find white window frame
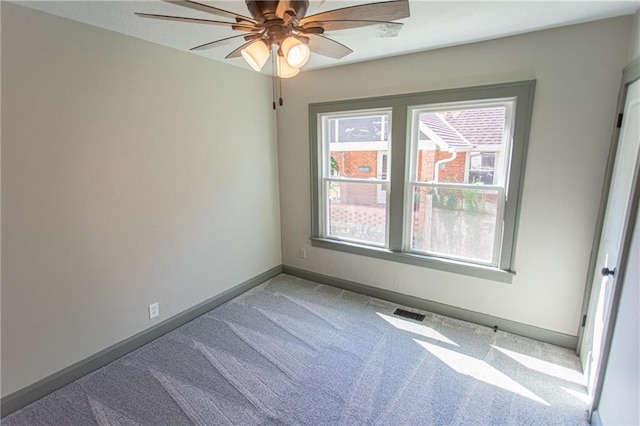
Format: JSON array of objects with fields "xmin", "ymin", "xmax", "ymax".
[
  {"xmin": 318, "ymin": 108, "xmax": 392, "ymax": 247},
  {"xmin": 309, "ymin": 81, "xmax": 536, "ymax": 283},
  {"xmin": 404, "ymin": 99, "xmax": 515, "ymax": 267}
]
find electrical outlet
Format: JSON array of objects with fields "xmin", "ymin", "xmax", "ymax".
[
  {"xmin": 149, "ymin": 302, "xmax": 159, "ymax": 319},
  {"xmin": 298, "ymin": 248, "xmax": 307, "ymax": 259}
]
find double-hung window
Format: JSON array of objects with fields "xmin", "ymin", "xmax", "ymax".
[
  {"xmin": 310, "ymin": 81, "xmax": 535, "ymax": 282},
  {"xmin": 320, "ymin": 110, "xmax": 392, "ymax": 246},
  {"xmin": 406, "ymin": 102, "xmax": 512, "ymax": 266}
]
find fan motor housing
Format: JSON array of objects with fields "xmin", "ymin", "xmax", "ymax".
[{"xmin": 245, "ymin": 1, "xmax": 309, "ymax": 22}]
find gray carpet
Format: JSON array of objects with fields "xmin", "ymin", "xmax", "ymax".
[{"xmin": 3, "ymin": 274, "xmax": 589, "ymax": 425}]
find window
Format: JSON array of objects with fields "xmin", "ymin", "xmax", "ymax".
[
  {"xmin": 407, "ymin": 103, "xmax": 512, "ymax": 266},
  {"xmin": 321, "ymin": 110, "xmax": 392, "ymax": 246},
  {"xmin": 310, "ymin": 81, "xmax": 535, "ymax": 282}
]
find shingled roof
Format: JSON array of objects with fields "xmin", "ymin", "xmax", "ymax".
[
  {"xmin": 442, "ymin": 107, "xmax": 506, "ymax": 147},
  {"xmin": 420, "ymin": 107, "xmax": 506, "ymax": 150},
  {"xmin": 419, "ymin": 112, "xmax": 471, "ymax": 149}
]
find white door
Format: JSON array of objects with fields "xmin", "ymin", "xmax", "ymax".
[{"xmin": 581, "ymin": 80, "xmax": 640, "ymax": 400}]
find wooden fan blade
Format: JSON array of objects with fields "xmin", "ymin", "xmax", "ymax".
[
  {"xmin": 165, "ymin": 0, "xmax": 257, "ymax": 24},
  {"xmin": 303, "ymin": 20, "xmax": 403, "ymax": 33},
  {"xmin": 231, "ymin": 24, "xmax": 263, "ymax": 32},
  {"xmin": 300, "ymin": 0, "xmax": 409, "ymax": 26},
  {"xmin": 307, "ymin": 34, "xmax": 353, "ymax": 59},
  {"xmin": 225, "ymin": 40, "xmax": 262, "ymax": 59},
  {"xmin": 135, "ymin": 13, "xmax": 247, "ymax": 29},
  {"xmin": 191, "ymin": 34, "xmax": 253, "ymax": 51}
]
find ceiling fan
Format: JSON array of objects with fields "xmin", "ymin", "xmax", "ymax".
[{"xmin": 136, "ymin": 0, "xmax": 410, "ymax": 78}]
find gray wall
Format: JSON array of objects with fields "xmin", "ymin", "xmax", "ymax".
[
  {"xmin": 277, "ymin": 16, "xmax": 633, "ymax": 338},
  {"xmin": 628, "ymin": 10, "xmax": 640, "ymax": 63},
  {"xmin": 1, "ymin": 3, "xmax": 281, "ymax": 396}
]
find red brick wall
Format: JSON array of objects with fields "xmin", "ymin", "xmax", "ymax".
[
  {"xmin": 417, "ymin": 150, "xmax": 436, "ymax": 182},
  {"xmin": 417, "ymin": 150, "xmax": 467, "ymax": 183},
  {"xmin": 331, "ymin": 151, "xmax": 377, "ymax": 179},
  {"xmin": 331, "ymin": 150, "xmax": 380, "ymax": 205},
  {"xmin": 435, "ymin": 151, "xmax": 466, "ymax": 183}
]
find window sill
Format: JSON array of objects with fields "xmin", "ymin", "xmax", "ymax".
[{"xmin": 310, "ymin": 237, "xmax": 515, "ymax": 284}]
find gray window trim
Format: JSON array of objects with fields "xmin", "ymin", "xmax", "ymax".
[{"xmin": 309, "ymin": 80, "xmax": 536, "ymax": 283}]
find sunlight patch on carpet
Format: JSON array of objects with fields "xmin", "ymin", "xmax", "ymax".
[
  {"xmin": 561, "ymin": 387, "xmax": 590, "ymax": 404},
  {"xmin": 416, "ymin": 339, "xmax": 549, "ymax": 405},
  {"xmin": 492, "ymin": 345, "xmax": 585, "ymax": 385},
  {"xmin": 377, "ymin": 312, "xmax": 459, "ymax": 346}
]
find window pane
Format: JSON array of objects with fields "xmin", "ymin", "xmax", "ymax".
[
  {"xmin": 415, "ymin": 107, "xmax": 506, "ymax": 184},
  {"xmin": 327, "ymin": 112, "xmax": 391, "ymax": 180},
  {"xmin": 410, "ymin": 186, "xmax": 501, "ymax": 264},
  {"xmin": 329, "ymin": 150, "xmax": 389, "ymax": 179},
  {"xmin": 327, "ymin": 181, "xmax": 386, "ymax": 245},
  {"xmin": 329, "ymin": 115, "xmax": 389, "ymax": 143}
]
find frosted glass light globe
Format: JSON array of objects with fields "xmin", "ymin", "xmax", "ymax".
[{"xmin": 281, "ymin": 37, "xmax": 310, "ymax": 69}]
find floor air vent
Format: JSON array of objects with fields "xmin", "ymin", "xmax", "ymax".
[{"xmin": 393, "ymin": 308, "xmax": 425, "ymax": 322}]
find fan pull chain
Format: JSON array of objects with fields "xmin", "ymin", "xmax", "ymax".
[
  {"xmin": 272, "ymin": 53, "xmax": 277, "ymax": 110},
  {"xmin": 279, "ymin": 77, "xmax": 284, "ymax": 107}
]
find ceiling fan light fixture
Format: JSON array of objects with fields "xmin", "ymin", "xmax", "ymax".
[
  {"xmin": 276, "ymin": 55, "xmax": 300, "ymax": 78},
  {"xmin": 137, "ymin": 0, "xmax": 410, "ymax": 82},
  {"xmin": 281, "ymin": 36, "xmax": 310, "ymax": 69},
  {"xmin": 241, "ymin": 40, "xmax": 270, "ymax": 72}
]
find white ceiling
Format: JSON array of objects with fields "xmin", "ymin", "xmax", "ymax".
[{"xmin": 16, "ymin": 0, "xmax": 640, "ymax": 73}]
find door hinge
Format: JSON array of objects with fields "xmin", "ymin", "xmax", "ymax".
[
  {"xmin": 581, "ymin": 314, "xmax": 587, "ymax": 327},
  {"xmin": 616, "ymin": 113, "xmax": 623, "ymax": 128}
]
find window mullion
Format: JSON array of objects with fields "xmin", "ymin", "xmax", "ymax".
[{"xmin": 388, "ymin": 101, "xmax": 408, "ymax": 252}]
